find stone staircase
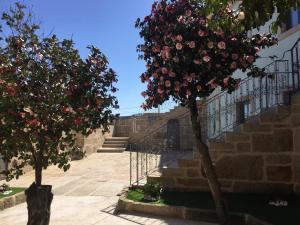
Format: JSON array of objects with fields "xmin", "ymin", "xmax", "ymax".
[
  {"xmin": 97, "ymin": 137, "xmax": 129, "ymax": 153},
  {"xmin": 146, "ymin": 95, "xmax": 300, "ymax": 193}
]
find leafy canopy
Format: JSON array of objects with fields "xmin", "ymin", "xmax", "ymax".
[
  {"xmin": 136, "ymin": 0, "xmax": 277, "ymax": 109},
  {"xmin": 0, "ymin": 3, "xmax": 119, "ymax": 180},
  {"xmin": 204, "ymin": 0, "xmax": 300, "ymax": 32}
]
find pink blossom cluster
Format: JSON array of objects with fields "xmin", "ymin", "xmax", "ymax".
[{"xmin": 136, "ymin": 0, "xmax": 277, "ymax": 109}]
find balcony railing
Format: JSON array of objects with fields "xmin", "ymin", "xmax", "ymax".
[{"xmin": 201, "ymin": 37, "xmax": 300, "ymax": 140}]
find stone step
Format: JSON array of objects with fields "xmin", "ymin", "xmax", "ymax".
[
  {"xmin": 102, "ymin": 143, "xmax": 126, "ymax": 148},
  {"xmin": 97, "ymin": 147, "xmax": 126, "ymax": 153},
  {"xmin": 103, "ymin": 140, "xmax": 128, "ymax": 145},
  {"xmin": 105, "ymin": 137, "xmax": 129, "ymax": 141}
]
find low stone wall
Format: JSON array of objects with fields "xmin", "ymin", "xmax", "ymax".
[
  {"xmin": 116, "ymin": 191, "xmax": 272, "ymax": 225},
  {"xmin": 0, "ymin": 191, "xmax": 26, "ymax": 211}
]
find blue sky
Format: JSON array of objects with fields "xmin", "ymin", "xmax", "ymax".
[{"xmin": 0, "ymin": 0, "xmax": 175, "ymax": 115}]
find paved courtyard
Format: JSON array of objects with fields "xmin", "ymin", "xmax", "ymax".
[{"xmin": 0, "ymin": 152, "xmax": 214, "ymax": 225}]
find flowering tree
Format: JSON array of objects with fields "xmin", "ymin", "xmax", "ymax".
[
  {"xmin": 136, "ymin": 0, "xmax": 276, "ymax": 224},
  {"xmin": 204, "ymin": 0, "xmax": 300, "ymax": 32},
  {"xmin": 0, "ymin": 3, "xmax": 118, "ymax": 225}
]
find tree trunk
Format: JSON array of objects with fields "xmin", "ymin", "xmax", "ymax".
[
  {"xmin": 189, "ymin": 99, "xmax": 229, "ymax": 225},
  {"xmin": 25, "ymin": 182, "xmax": 53, "ymax": 225},
  {"xmin": 26, "ymin": 147, "xmax": 53, "ymax": 225}
]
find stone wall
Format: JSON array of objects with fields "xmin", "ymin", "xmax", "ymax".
[
  {"xmin": 76, "ymin": 125, "xmax": 114, "ymax": 155},
  {"xmin": 116, "ymin": 106, "xmax": 195, "ymax": 151},
  {"xmin": 150, "ymin": 95, "xmax": 300, "ymax": 194},
  {"xmin": 114, "ymin": 114, "xmax": 162, "ymax": 137}
]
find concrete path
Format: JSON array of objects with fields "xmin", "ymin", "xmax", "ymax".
[{"xmin": 0, "ymin": 152, "xmax": 215, "ymax": 225}]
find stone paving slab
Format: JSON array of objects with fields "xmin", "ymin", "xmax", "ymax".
[{"xmin": 0, "ymin": 152, "xmax": 216, "ymax": 225}]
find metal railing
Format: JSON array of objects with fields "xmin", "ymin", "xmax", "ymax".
[
  {"xmin": 129, "ymin": 109, "xmax": 192, "ymax": 186},
  {"xmin": 201, "ymin": 37, "xmax": 300, "ymax": 140}
]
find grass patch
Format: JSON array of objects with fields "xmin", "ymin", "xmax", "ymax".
[
  {"xmin": 127, "ymin": 189, "xmax": 300, "ymax": 225},
  {"xmin": 0, "ymin": 187, "xmax": 26, "ymax": 199}
]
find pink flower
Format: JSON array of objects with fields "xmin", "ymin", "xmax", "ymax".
[
  {"xmin": 152, "ymin": 45, "xmax": 161, "ymax": 53},
  {"xmin": 177, "ymin": 16, "xmax": 184, "ymax": 23},
  {"xmin": 230, "ymin": 61, "xmax": 237, "ymax": 69},
  {"xmin": 186, "ymin": 89, "xmax": 192, "ymax": 96},
  {"xmin": 74, "ymin": 117, "xmax": 81, "ymax": 125},
  {"xmin": 0, "ymin": 80, "xmax": 5, "ymax": 85},
  {"xmin": 176, "ymin": 43, "xmax": 183, "ymax": 50},
  {"xmin": 208, "ymin": 79, "xmax": 217, "ymax": 89},
  {"xmin": 193, "ymin": 59, "xmax": 201, "ymax": 65},
  {"xmin": 231, "ymin": 53, "xmax": 239, "ymax": 60},
  {"xmin": 160, "ymin": 76, "xmax": 164, "ymax": 82},
  {"xmin": 217, "ymin": 41, "xmax": 226, "ymax": 49},
  {"xmin": 199, "ymin": 19, "xmax": 206, "ymax": 26},
  {"xmin": 6, "ymin": 85, "xmax": 16, "ymax": 96},
  {"xmin": 176, "ymin": 35, "xmax": 183, "ymax": 42},
  {"xmin": 203, "ymin": 55, "xmax": 211, "ymax": 62},
  {"xmin": 188, "ymin": 41, "xmax": 195, "ymax": 48},
  {"xmin": 185, "ymin": 10, "xmax": 192, "ymax": 17},
  {"xmin": 161, "ymin": 67, "xmax": 168, "ymax": 74},
  {"xmin": 63, "ymin": 107, "xmax": 70, "ymax": 113},
  {"xmin": 174, "ymin": 83, "xmax": 180, "ymax": 92},
  {"xmin": 158, "ymin": 87, "xmax": 164, "ymax": 94},
  {"xmin": 19, "ymin": 112, "xmax": 26, "ymax": 118},
  {"xmin": 165, "ymin": 80, "xmax": 171, "ymax": 87},
  {"xmin": 235, "ymin": 78, "xmax": 241, "ymax": 89},
  {"xmin": 223, "ymin": 77, "xmax": 230, "ymax": 86},
  {"xmin": 186, "ymin": 75, "xmax": 193, "ymax": 82},
  {"xmin": 198, "ymin": 30, "xmax": 206, "ymax": 37},
  {"xmin": 255, "ymin": 47, "xmax": 260, "ymax": 52},
  {"xmin": 165, "ymin": 5, "xmax": 172, "ymax": 13},
  {"xmin": 141, "ymin": 91, "xmax": 147, "ymax": 97},
  {"xmin": 207, "ymin": 41, "xmax": 214, "ymax": 49},
  {"xmin": 173, "ymin": 56, "xmax": 180, "ymax": 63},
  {"xmin": 197, "ymin": 85, "xmax": 202, "ymax": 92},
  {"xmin": 152, "ymin": 72, "xmax": 158, "ymax": 79},
  {"xmin": 246, "ymin": 55, "xmax": 255, "ymax": 63},
  {"xmin": 214, "ymin": 29, "xmax": 224, "ymax": 36},
  {"xmin": 169, "ymin": 70, "xmax": 176, "ymax": 77}
]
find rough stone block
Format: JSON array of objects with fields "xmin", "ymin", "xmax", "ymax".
[
  {"xmin": 162, "ymin": 168, "xmax": 186, "ymax": 177},
  {"xmin": 252, "ymin": 129, "xmax": 293, "ymax": 152},
  {"xmin": 291, "ymin": 115, "xmax": 300, "ymax": 126},
  {"xmin": 260, "ymin": 113, "xmax": 289, "ymax": 124},
  {"xmin": 243, "ymin": 123, "xmax": 272, "ymax": 133},
  {"xmin": 177, "ymin": 159, "xmax": 200, "ymax": 168},
  {"xmin": 177, "ymin": 178, "xmax": 208, "ymax": 187},
  {"xmin": 209, "ymin": 142, "xmax": 234, "ymax": 150},
  {"xmin": 294, "ymin": 128, "xmax": 300, "ymax": 153},
  {"xmin": 186, "ymin": 169, "xmax": 202, "ymax": 178},
  {"xmin": 233, "ymin": 182, "xmax": 293, "ymax": 193},
  {"xmin": 265, "ymin": 154, "xmax": 291, "ymax": 164},
  {"xmin": 294, "ymin": 155, "xmax": 300, "ymax": 183},
  {"xmin": 292, "ymin": 96, "xmax": 300, "ymax": 105},
  {"xmin": 225, "ymin": 133, "xmax": 250, "ymax": 142},
  {"xmin": 236, "ymin": 142, "xmax": 251, "ymax": 152},
  {"xmin": 14, "ymin": 192, "xmax": 26, "ymax": 204},
  {"xmin": 215, "ymin": 155, "xmax": 264, "ymax": 180},
  {"xmin": 266, "ymin": 166, "xmax": 292, "ymax": 182},
  {"xmin": 147, "ymin": 176, "xmax": 176, "ymax": 187},
  {"xmin": 292, "ymin": 105, "xmax": 300, "ymax": 113}
]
